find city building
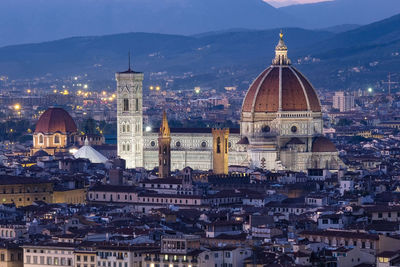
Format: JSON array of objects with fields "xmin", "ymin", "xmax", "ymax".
[
  {"xmin": 0, "ymin": 242, "xmax": 23, "ymax": 267},
  {"xmin": 22, "ymin": 243, "xmax": 75, "ymax": 267},
  {"xmin": 0, "ymin": 176, "xmax": 53, "ymax": 207},
  {"xmin": 333, "ymin": 91, "xmax": 355, "ymax": 112}
]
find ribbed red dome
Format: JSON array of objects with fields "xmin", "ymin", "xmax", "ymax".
[
  {"xmin": 312, "ymin": 136, "xmax": 336, "ymax": 153},
  {"xmin": 242, "ymin": 66, "xmax": 321, "ymax": 113},
  {"xmin": 35, "ymin": 108, "xmax": 77, "ymax": 134}
]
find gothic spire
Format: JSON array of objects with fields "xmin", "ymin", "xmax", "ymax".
[{"xmin": 159, "ymin": 110, "xmax": 170, "ymax": 137}]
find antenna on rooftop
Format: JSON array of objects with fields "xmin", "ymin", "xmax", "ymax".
[
  {"xmin": 128, "ymin": 51, "xmax": 132, "ymax": 72},
  {"xmin": 383, "ymin": 73, "xmax": 398, "ymax": 96}
]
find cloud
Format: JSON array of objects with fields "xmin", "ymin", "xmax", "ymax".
[{"xmin": 264, "ymin": 0, "xmax": 333, "ymax": 8}]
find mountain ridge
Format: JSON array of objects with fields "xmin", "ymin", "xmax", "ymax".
[
  {"xmin": 1, "ymin": 0, "xmax": 400, "ymax": 46},
  {"xmin": 0, "ymin": 14, "xmax": 400, "ymax": 91}
]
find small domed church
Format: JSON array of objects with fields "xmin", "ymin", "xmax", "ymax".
[
  {"xmin": 31, "ymin": 108, "xmax": 78, "ymax": 156},
  {"xmin": 117, "ymin": 33, "xmax": 343, "ymax": 172}
]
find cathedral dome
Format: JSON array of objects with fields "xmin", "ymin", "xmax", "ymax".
[
  {"xmin": 242, "ymin": 33, "xmax": 321, "ymax": 114},
  {"xmin": 35, "ymin": 108, "xmax": 77, "ymax": 134},
  {"xmin": 312, "ymin": 136, "xmax": 337, "ymax": 153}
]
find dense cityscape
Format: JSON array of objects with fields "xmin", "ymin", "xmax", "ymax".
[{"xmin": 1, "ymin": 1, "xmax": 400, "ymax": 267}]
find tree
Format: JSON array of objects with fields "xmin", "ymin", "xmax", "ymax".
[
  {"xmin": 337, "ymin": 118, "xmax": 353, "ymax": 126},
  {"xmin": 81, "ymin": 118, "xmax": 97, "ymax": 134}
]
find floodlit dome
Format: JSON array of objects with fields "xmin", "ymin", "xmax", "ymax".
[
  {"xmin": 312, "ymin": 136, "xmax": 337, "ymax": 153},
  {"xmin": 35, "ymin": 108, "xmax": 77, "ymax": 134},
  {"xmin": 242, "ymin": 33, "xmax": 321, "ymax": 114}
]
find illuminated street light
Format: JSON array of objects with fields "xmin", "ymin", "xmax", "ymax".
[
  {"xmin": 156, "ymin": 86, "xmax": 161, "ymax": 91},
  {"xmin": 145, "ymin": 126, "xmax": 152, "ymax": 132},
  {"xmin": 14, "ymin": 104, "xmax": 21, "ymax": 110},
  {"xmin": 27, "ymin": 89, "xmax": 31, "ymax": 93},
  {"xmin": 368, "ymin": 87, "xmax": 373, "ymax": 93},
  {"xmin": 69, "ymin": 148, "xmax": 78, "ymax": 154},
  {"xmin": 149, "ymin": 86, "xmax": 154, "ymax": 90}
]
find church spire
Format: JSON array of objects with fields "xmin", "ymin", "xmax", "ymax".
[
  {"xmin": 272, "ymin": 31, "xmax": 291, "ymax": 65},
  {"xmin": 158, "ymin": 110, "xmax": 171, "ymax": 178},
  {"xmin": 160, "ymin": 110, "xmax": 170, "ymax": 138}
]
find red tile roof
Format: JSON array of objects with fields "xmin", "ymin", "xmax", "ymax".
[
  {"xmin": 35, "ymin": 108, "xmax": 77, "ymax": 134},
  {"xmin": 242, "ymin": 66, "xmax": 321, "ymax": 113}
]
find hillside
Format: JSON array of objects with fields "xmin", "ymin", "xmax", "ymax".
[
  {"xmin": 0, "ymin": 28, "xmax": 333, "ymax": 84},
  {"xmin": 296, "ymin": 13, "xmax": 400, "ymax": 89},
  {"xmin": 0, "ymin": 13, "xmax": 399, "ymax": 91},
  {"xmin": 280, "ymin": 0, "xmax": 400, "ymax": 28},
  {"xmin": 1, "ymin": 0, "xmax": 400, "ymax": 46},
  {"xmin": 0, "ymin": 0, "xmax": 297, "ymax": 47}
]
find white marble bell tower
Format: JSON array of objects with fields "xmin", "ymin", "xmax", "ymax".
[{"xmin": 116, "ymin": 60, "xmax": 144, "ymax": 169}]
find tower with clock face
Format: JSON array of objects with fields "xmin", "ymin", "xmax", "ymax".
[{"xmin": 116, "ymin": 68, "xmax": 144, "ymax": 169}]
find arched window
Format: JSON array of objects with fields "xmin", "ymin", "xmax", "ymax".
[
  {"xmin": 262, "ymin": 125, "xmax": 270, "ymax": 133},
  {"xmin": 217, "ymin": 137, "xmax": 221, "ymax": 153},
  {"xmin": 225, "ymin": 138, "xmax": 228, "ymax": 153},
  {"xmin": 122, "ymin": 144, "xmax": 126, "ymax": 151},
  {"xmin": 126, "ymin": 124, "xmax": 130, "ymax": 132},
  {"xmin": 127, "ymin": 144, "xmax": 130, "ymax": 151},
  {"xmin": 54, "ymin": 135, "xmax": 60, "ymax": 144},
  {"xmin": 123, "ymin": 99, "xmax": 129, "ymax": 111},
  {"xmin": 39, "ymin": 135, "xmax": 44, "ymax": 144},
  {"xmin": 122, "ymin": 124, "xmax": 126, "ymax": 132}
]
